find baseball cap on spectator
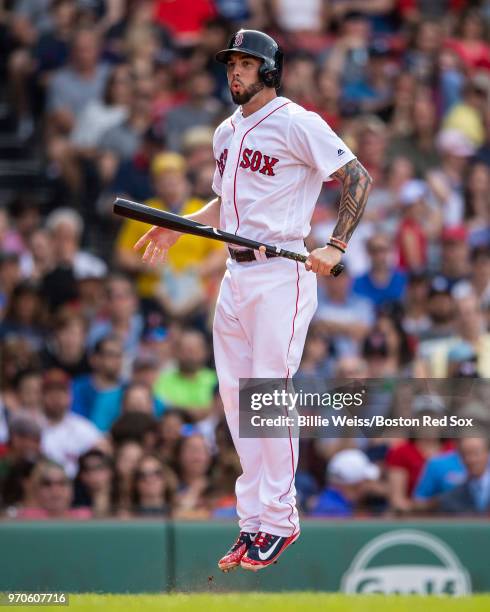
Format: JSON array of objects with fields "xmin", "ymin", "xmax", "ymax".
[
  {"xmin": 43, "ymin": 369, "xmax": 70, "ymax": 390},
  {"xmin": 362, "ymin": 331, "xmax": 388, "ymax": 358},
  {"xmin": 74, "ymin": 262, "xmax": 107, "ymax": 281},
  {"xmin": 182, "ymin": 126, "xmax": 214, "ymax": 153},
  {"xmin": 441, "ymin": 225, "xmax": 467, "ymax": 243},
  {"xmin": 399, "ymin": 180, "xmax": 427, "ymax": 206},
  {"xmin": 328, "ymin": 449, "xmax": 380, "ymax": 485},
  {"xmin": 369, "ymin": 40, "xmax": 392, "ymax": 58},
  {"xmin": 429, "ymin": 275, "xmax": 451, "ymax": 297},
  {"xmin": 9, "ymin": 414, "xmax": 42, "ymax": 440},
  {"xmin": 151, "ymin": 152, "xmax": 186, "ymax": 176},
  {"xmin": 436, "ymin": 129, "xmax": 476, "ymax": 157}
]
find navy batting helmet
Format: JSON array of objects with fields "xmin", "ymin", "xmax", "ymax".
[{"xmin": 215, "ymin": 30, "xmax": 283, "ymax": 89}]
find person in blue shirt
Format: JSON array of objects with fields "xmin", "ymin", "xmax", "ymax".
[
  {"xmin": 437, "ymin": 438, "xmax": 490, "ymax": 515},
  {"xmin": 413, "ymin": 449, "xmax": 466, "ymax": 511},
  {"xmin": 72, "ymin": 335, "xmax": 125, "ymax": 433},
  {"xmin": 309, "ymin": 448, "xmax": 381, "ymax": 517},
  {"xmin": 353, "ymin": 234, "xmax": 407, "ymax": 308}
]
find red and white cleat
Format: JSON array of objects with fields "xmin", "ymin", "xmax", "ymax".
[
  {"xmin": 218, "ymin": 531, "xmax": 257, "ymax": 572},
  {"xmin": 240, "ymin": 530, "xmax": 300, "ymax": 571}
]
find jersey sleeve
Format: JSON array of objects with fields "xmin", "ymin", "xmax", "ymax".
[
  {"xmin": 288, "ymin": 110, "xmax": 356, "ymax": 181},
  {"xmin": 212, "ymin": 129, "xmax": 223, "ymax": 197},
  {"xmin": 212, "ymin": 164, "xmax": 222, "ymax": 197}
]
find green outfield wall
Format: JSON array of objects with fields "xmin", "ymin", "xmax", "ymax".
[{"xmin": 0, "ymin": 520, "xmax": 488, "ymax": 594}]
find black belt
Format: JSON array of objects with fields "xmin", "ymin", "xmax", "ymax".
[{"xmin": 228, "ymin": 247, "xmax": 279, "ymax": 262}]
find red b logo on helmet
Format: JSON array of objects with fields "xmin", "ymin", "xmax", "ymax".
[{"xmin": 234, "ymin": 32, "xmax": 244, "ymax": 47}]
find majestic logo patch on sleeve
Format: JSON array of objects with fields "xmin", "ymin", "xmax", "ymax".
[
  {"xmin": 338, "ymin": 149, "xmax": 345, "ymax": 156},
  {"xmin": 216, "ymin": 148, "xmax": 228, "ymax": 177},
  {"xmin": 239, "ymin": 149, "xmax": 279, "ymax": 176}
]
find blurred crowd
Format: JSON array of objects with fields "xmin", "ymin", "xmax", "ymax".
[{"xmin": 0, "ymin": 0, "xmax": 489, "ymax": 520}]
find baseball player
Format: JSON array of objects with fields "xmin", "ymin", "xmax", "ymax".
[{"xmin": 135, "ymin": 30, "xmax": 372, "ymax": 571}]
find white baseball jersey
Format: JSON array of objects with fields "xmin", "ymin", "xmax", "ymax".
[
  {"xmin": 212, "ymin": 96, "xmax": 356, "ymax": 246},
  {"xmin": 212, "ymin": 96, "xmax": 355, "ymax": 538}
]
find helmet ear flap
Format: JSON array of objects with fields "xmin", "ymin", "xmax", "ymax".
[{"xmin": 259, "ymin": 61, "xmax": 279, "ymax": 88}]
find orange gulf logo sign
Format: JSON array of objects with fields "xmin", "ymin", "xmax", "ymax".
[{"xmin": 235, "ymin": 32, "xmax": 244, "ymax": 47}]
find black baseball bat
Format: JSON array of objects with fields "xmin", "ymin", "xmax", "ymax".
[{"xmin": 113, "ymin": 198, "xmax": 344, "ymax": 277}]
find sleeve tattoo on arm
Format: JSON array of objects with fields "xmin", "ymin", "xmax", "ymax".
[{"xmin": 331, "ymin": 159, "xmax": 373, "ymax": 244}]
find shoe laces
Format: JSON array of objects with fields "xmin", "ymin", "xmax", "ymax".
[
  {"xmin": 234, "ymin": 531, "xmax": 254, "ymax": 549},
  {"xmin": 254, "ymin": 532, "xmax": 272, "ymax": 548}
]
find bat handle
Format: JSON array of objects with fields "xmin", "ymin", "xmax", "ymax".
[{"xmin": 278, "ymin": 249, "xmax": 345, "ymax": 277}]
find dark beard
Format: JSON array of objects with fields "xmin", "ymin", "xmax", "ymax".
[{"xmin": 230, "ymin": 80, "xmax": 264, "ymax": 105}]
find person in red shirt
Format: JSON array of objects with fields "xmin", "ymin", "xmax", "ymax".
[
  {"xmin": 153, "ymin": 0, "xmax": 216, "ymax": 46},
  {"xmin": 386, "ymin": 396, "xmax": 453, "ymax": 514},
  {"xmin": 396, "ymin": 179, "xmax": 442, "ymax": 272},
  {"xmin": 445, "ymin": 9, "xmax": 490, "ymax": 74}
]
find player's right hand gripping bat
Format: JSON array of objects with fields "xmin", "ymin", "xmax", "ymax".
[{"xmin": 114, "ymin": 197, "xmax": 344, "ymax": 277}]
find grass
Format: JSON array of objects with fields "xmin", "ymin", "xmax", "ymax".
[{"xmin": 17, "ymin": 593, "xmax": 490, "ymax": 612}]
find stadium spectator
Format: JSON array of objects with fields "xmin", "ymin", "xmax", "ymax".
[
  {"xmin": 99, "ymin": 72, "xmax": 155, "ymax": 162},
  {"xmin": 156, "ymin": 409, "xmax": 185, "ymax": 465},
  {"xmin": 41, "ymin": 311, "xmax": 91, "ymax": 377},
  {"xmin": 353, "ymin": 234, "xmax": 407, "ymax": 307},
  {"xmin": 173, "ymin": 433, "xmax": 212, "ymax": 519},
  {"xmin": 72, "ymin": 335, "xmax": 125, "ymax": 432},
  {"xmin": 436, "ymin": 437, "xmax": 490, "ymax": 515},
  {"xmin": 154, "ymin": 329, "xmax": 217, "ymax": 416},
  {"xmin": 464, "ymin": 163, "xmax": 490, "ymax": 248},
  {"xmin": 413, "ymin": 447, "xmax": 466, "ymax": 512},
  {"xmin": 42, "ymin": 208, "xmax": 107, "ymax": 310},
  {"xmin": 121, "ymin": 381, "xmax": 164, "ymax": 419},
  {"xmin": 41, "ymin": 368, "xmax": 102, "ymax": 478},
  {"xmin": 0, "ymin": 416, "xmax": 42, "ymax": 498},
  {"xmin": 0, "ymin": 280, "xmax": 45, "ymax": 351},
  {"xmin": 315, "ymin": 267, "xmax": 375, "ymax": 358},
  {"xmin": 386, "ymin": 395, "xmax": 452, "ymax": 514},
  {"xmin": 387, "ymin": 92, "xmax": 441, "ymax": 177},
  {"xmin": 12, "ymin": 459, "xmax": 92, "ymax": 519},
  {"xmin": 71, "ymin": 64, "xmax": 132, "ymax": 152},
  {"xmin": 113, "ymin": 440, "xmax": 144, "ymax": 513},
  {"xmin": 131, "ymin": 454, "xmax": 176, "ymax": 517},
  {"xmin": 11, "ymin": 369, "xmax": 44, "ymax": 423},
  {"xmin": 116, "ymin": 152, "xmax": 225, "ymax": 308},
  {"xmin": 73, "ymin": 449, "xmax": 115, "ymax": 518},
  {"xmin": 308, "ymin": 448, "xmax": 382, "ymax": 517},
  {"xmin": 87, "ymin": 274, "xmax": 144, "ymax": 360},
  {"xmin": 402, "ymin": 272, "xmax": 432, "ymax": 338},
  {"xmin": 46, "ymin": 27, "xmax": 109, "ymax": 135},
  {"xmin": 164, "ymin": 71, "xmax": 222, "ymax": 152},
  {"xmin": 396, "ymin": 179, "xmax": 441, "ymax": 273}
]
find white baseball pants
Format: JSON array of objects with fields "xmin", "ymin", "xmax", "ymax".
[{"xmin": 213, "ymin": 247, "xmax": 317, "ymax": 537}]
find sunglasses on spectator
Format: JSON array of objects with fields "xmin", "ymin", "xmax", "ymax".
[
  {"xmin": 136, "ymin": 469, "xmax": 163, "ymax": 480},
  {"xmin": 40, "ymin": 478, "xmax": 69, "ymax": 488}
]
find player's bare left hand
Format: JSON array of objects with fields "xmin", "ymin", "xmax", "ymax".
[
  {"xmin": 305, "ymin": 246, "xmax": 342, "ymax": 275},
  {"xmin": 133, "ymin": 225, "xmax": 182, "ymax": 266}
]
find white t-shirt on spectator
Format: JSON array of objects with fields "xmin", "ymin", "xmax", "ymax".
[
  {"xmin": 41, "ymin": 413, "xmax": 103, "ymax": 478},
  {"xmin": 274, "ymin": 0, "xmax": 323, "ymax": 32}
]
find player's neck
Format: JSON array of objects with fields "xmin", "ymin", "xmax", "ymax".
[{"xmin": 241, "ymin": 88, "xmax": 278, "ymax": 118}]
